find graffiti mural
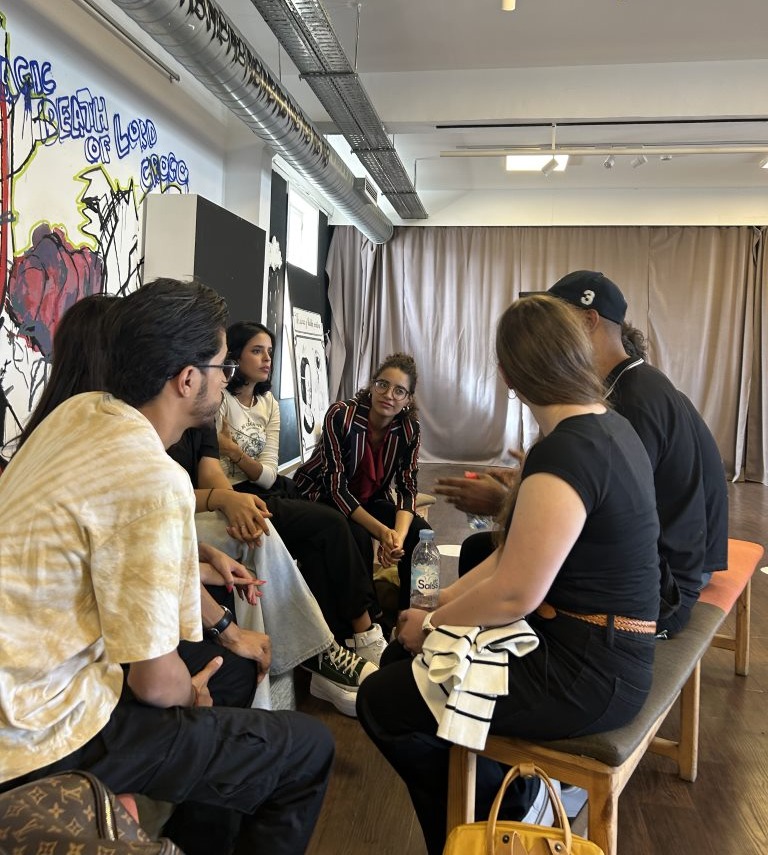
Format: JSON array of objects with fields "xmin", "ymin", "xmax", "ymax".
[{"xmin": 0, "ymin": 9, "xmax": 198, "ymax": 459}]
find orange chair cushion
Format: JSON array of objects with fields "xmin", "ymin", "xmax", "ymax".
[{"xmin": 698, "ymin": 539, "xmax": 763, "ymax": 614}]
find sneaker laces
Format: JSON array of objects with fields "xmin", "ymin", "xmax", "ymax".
[{"xmin": 326, "ymin": 641, "xmax": 363, "ymax": 677}]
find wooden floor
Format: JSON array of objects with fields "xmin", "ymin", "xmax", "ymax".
[{"xmin": 301, "ymin": 464, "xmax": 768, "ymax": 855}]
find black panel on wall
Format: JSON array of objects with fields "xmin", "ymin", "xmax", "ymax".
[
  {"xmin": 267, "ymin": 173, "xmax": 289, "ymax": 386},
  {"xmin": 268, "ymin": 173, "xmax": 301, "ymax": 465},
  {"xmin": 193, "ymin": 196, "xmax": 265, "ymax": 323}
]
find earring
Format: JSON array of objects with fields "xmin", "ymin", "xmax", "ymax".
[{"xmin": 507, "ymin": 389, "xmax": 517, "ymax": 400}]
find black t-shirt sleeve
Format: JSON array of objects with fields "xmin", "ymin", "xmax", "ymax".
[
  {"xmin": 522, "ymin": 426, "xmax": 600, "ymax": 515},
  {"xmin": 166, "ymin": 425, "xmax": 218, "ymax": 487},
  {"xmin": 197, "ymin": 422, "xmax": 219, "ymax": 459}
]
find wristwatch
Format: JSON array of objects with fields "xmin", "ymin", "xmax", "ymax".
[
  {"xmin": 422, "ymin": 612, "xmax": 436, "ymax": 635},
  {"xmin": 204, "ymin": 605, "xmax": 234, "ymax": 639}
]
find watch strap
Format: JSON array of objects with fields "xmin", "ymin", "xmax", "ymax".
[{"xmin": 205, "ymin": 605, "xmax": 233, "ymax": 639}]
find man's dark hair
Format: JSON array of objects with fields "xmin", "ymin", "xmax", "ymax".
[{"xmin": 106, "ymin": 278, "xmax": 228, "ymax": 407}]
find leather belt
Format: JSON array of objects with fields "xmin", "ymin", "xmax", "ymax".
[{"xmin": 537, "ymin": 603, "xmax": 657, "ymax": 635}]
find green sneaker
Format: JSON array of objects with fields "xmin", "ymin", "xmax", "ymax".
[
  {"xmin": 302, "ymin": 642, "xmax": 378, "ymax": 717},
  {"xmin": 302, "ymin": 641, "xmax": 378, "ymax": 688}
]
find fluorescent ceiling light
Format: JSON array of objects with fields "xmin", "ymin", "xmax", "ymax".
[{"xmin": 506, "ymin": 154, "xmax": 569, "ymax": 172}]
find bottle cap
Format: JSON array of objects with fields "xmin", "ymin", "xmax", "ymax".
[{"xmin": 418, "ymin": 528, "xmax": 435, "ymax": 540}]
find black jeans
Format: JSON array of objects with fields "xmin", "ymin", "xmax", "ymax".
[
  {"xmin": 357, "ymin": 614, "xmax": 655, "ymax": 855},
  {"xmin": 2, "ymin": 696, "xmax": 334, "ymax": 855},
  {"xmin": 344, "ymin": 498, "xmax": 432, "ymax": 610},
  {"xmin": 458, "ymin": 530, "xmax": 496, "ymax": 576}
]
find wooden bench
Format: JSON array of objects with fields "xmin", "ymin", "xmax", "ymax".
[{"xmin": 446, "ymin": 538, "xmax": 763, "ymax": 855}]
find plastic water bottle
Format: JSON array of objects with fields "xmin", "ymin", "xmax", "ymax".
[
  {"xmin": 410, "ymin": 529, "xmax": 441, "ymax": 609},
  {"xmin": 463, "ymin": 471, "xmax": 493, "ymax": 531},
  {"xmin": 466, "ymin": 513, "xmax": 494, "ymax": 531}
]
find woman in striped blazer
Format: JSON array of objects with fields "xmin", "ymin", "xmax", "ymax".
[{"xmin": 294, "ymin": 353, "xmax": 431, "ymax": 614}]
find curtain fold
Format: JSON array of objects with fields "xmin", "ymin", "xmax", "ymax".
[
  {"xmin": 745, "ymin": 228, "xmax": 767, "ymax": 482},
  {"xmin": 326, "ymin": 224, "xmax": 767, "ymax": 480}
]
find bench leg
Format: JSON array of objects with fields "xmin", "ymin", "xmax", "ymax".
[
  {"xmin": 677, "ymin": 661, "xmax": 700, "ymax": 782},
  {"xmin": 586, "ymin": 778, "xmax": 618, "ymax": 855},
  {"xmin": 735, "ymin": 580, "xmax": 751, "ymax": 676},
  {"xmin": 446, "ymin": 745, "xmax": 477, "ymax": 836}
]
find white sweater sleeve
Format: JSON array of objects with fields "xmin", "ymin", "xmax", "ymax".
[{"xmin": 256, "ymin": 393, "xmax": 280, "ymax": 489}]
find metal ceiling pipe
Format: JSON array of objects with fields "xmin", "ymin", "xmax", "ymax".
[{"xmin": 110, "ymin": 0, "xmax": 393, "ymax": 244}]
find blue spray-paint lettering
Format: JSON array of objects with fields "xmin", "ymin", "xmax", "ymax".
[
  {"xmin": 84, "ymin": 135, "xmax": 101, "ymax": 164},
  {"xmin": 140, "ymin": 151, "xmax": 189, "ymax": 191},
  {"xmin": 57, "ymin": 89, "xmax": 109, "ymax": 140},
  {"xmin": 84, "ymin": 134, "xmax": 111, "ymax": 165},
  {"xmin": 0, "ymin": 55, "xmax": 56, "ymax": 97},
  {"xmin": 113, "ymin": 113, "xmax": 158, "ymax": 159}
]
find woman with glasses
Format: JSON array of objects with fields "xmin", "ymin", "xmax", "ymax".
[
  {"xmin": 218, "ymin": 321, "xmax": 389, "ymax": 668},
  {"xmin": 294, "ymin": 353, "xmax": 431, "ymax": 616}
]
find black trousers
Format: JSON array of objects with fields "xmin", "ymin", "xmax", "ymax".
[
  {"xmin": 356, "ymin": 614, "xmax": 655, "ymax": 855},
  {"xmin": 344, "ymin": 498, "xmax": 432, "ymax": 610},
  {"xmin": 458, "ymin": 530, "xmax": 496, "ymax": 577},
  {"xmin": 2, "ymin": 694, "xmax": 334, "ymax": 855},
  {"xmin": 235, "ymin": 477, "xmax": 378, "ymax": 639}
]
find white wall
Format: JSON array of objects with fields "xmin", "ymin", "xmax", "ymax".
[{"xmin": 0, "ymin": 0, "xmax": 272, "ymax": 433}]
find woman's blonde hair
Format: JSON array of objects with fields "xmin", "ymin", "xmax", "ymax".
[
  {"xmin": 495, "ymin": 294, "xmax": 605, "ymax": 406},
  {"xmin": 493, "ymin": 294, "xmax": 606, "ymax": 541}
]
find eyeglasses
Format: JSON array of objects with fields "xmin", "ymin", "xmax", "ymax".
[
  {"xmin": 372, "ymin": 378, "xmax": 410, "ymax": 401},
  {"xmin": 197, "ymin": 359, "xmax": 238, "ymax": 382}
]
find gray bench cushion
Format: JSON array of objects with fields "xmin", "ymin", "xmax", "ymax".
[{"xmin": 535, "ymin": 602, "xmax": 726, "ymax": 766}]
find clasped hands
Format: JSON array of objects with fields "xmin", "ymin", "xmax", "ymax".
[{"xmin": 377, "ymin": 525, "xmax": 404, "ymax": 568}]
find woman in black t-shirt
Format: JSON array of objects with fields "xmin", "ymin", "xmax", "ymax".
[{"xmin": 356, "ymin": 294, "xmax": 661, "ymax": 855}]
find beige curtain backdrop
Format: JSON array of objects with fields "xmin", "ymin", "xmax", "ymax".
[{"xmin": 326, "ymin": 224, "xmax": 766, "ymax": 481}]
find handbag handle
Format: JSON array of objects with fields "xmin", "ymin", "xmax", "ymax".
[{"xmin": 485, "ymin": 762, "xmax": 573, "ymax": 854}]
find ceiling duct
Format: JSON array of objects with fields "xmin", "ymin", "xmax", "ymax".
[
  {"xmin": 249, "ymin": 0, "xmax": 427, "ymax": 220},
  {"xmin": 110, "ymin": 0, "xmax": 393, "ymax": 244}
]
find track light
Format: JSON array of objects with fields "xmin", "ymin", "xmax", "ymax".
[
  {"xmin": 502, "ymin": 0, "xmax": 516, "ymax": 9},
  {"xmin": 603, "ymin": 155, "xmax": 615, "ymax": 169},
  {"xmin": 631, "ymin": 154, "xmax": 648, "ymax": 169},
  {"xmin": 541, "ymin": 156, "xmax": 558, "ymax": 176}
]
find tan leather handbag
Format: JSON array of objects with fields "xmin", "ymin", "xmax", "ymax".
[{"xmin": 444, "ymin": 763, "xmax": 604, "ymax": 855}]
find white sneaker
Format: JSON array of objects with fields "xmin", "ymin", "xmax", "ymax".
[
  {"xmin": 346, "ymin": 623, "xmax": 387, "ymax": 665},
  {"xmin": 559, "ymin": 783, "xmax": 588, "ymax": 819},
  {"xmin": 521, "ymin": 777, "xmax": 562, "ymax": 826},
  {"xmin": 309, "ymin": 673, "xmax": 359, "ymax": 717}
]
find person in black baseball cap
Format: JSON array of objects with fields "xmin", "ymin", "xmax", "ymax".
[
  {"xmin": 547, "ymin": 268, "xmax": 726, "ymax": 638},
  {"xmin": 548, "ymin": 269, "xmax": 627, "ymax": 326}
]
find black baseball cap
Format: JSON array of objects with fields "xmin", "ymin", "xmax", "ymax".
[{"xmin": 548, "ymin": 270, "xmax": 627, "ymax": 325}]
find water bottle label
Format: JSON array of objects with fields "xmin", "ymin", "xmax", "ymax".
[{"xmin": 410, "ymin": 563, "xmax": 439, "ymax": 608}]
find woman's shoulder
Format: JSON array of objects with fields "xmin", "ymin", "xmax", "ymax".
[
  {"xmin": 220, "ymin": 389, "xmax": 236, "ymax": 412},
  {"xmin": 327, "ymin": 397, "xmax": 360, "ymax": 421},
  {"xmin": 396, "ymin": 409, "xmax": 420, "ymax": 440}
]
